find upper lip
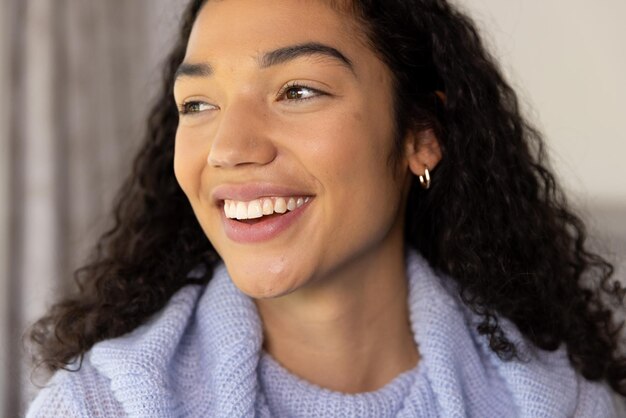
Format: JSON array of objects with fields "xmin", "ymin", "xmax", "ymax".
[{"xmin": 211, "ymin": 182, "xmax": 314, "ymax": 204}]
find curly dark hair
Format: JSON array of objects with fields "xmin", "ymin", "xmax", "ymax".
[{"xmin": 30, "ymin": 0, "xmax": 626, "ymax": 396}]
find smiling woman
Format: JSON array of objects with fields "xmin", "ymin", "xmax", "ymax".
[
  {"xmin": 173, "ymin": 2, "xmax": 414, "ymax": 307},
  {"xmin": 26, "ymin": 0, "xmax": 625, "ymax": 417}
]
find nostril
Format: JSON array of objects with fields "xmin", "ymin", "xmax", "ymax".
[
  {"xmin": 206, "ymin": 125, "xmax": 278, "ymax": 168},
  {"xmin": 207, "ymin": 148, "xmax": 276, "ymax": 168}
]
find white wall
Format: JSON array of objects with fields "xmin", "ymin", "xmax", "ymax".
[{"xmin": 458, "ymin": 0, "xmax": 626, "ymax": 207}]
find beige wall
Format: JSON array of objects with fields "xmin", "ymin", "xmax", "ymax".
[{"xmin": 458, "ymin": 0, "xmax": 626, "ymax": 207}]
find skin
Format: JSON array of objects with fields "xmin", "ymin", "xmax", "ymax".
[{"xmin": 173, "ymin": 0, "xmax": 441, "ymax": 393}]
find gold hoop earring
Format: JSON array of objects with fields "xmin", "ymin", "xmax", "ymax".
[{"xmin": 419, "ymin": 167, "xmax": 431, "ymax": 190}]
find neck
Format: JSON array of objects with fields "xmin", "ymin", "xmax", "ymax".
[{"xmin": 254, "ymin": 240, "xmax": 419, "ymax": 394}]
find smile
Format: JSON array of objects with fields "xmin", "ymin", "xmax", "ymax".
[
  {"xmin": 224, "ymin": 196, "xmax": 311, "ymax": 220},
  {"xmin": 220, "ymin": 195, "xmax": 313, "ymax": 244}
]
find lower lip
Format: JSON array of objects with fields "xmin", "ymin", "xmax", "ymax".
[{"xmin": 221, "ymin": 200, "xmax": 312, "ymax": 244}]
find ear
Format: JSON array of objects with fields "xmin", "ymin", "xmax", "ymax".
[{"xmin": 404, "ymin": 128, "xmax": 442, "ymax": 177}]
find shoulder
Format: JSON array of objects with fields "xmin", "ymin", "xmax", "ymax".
[
  {"xmin": 461, "ymin": 300, "xmax": 620, "ymax": 416},
  {"xmin": 574, "ymin": 376, "xmax": 621, "ymax": 418},
  {"xmin": 407, "ymin": 252, "xmax": 621, "ymax": 416},
  {"xmin": 26, "ymin": 359, "xmax": 124, "ymax": 417},
  {"xmin": 428, "ymin": 269, "xmax": 620, "ymax": 417},
  {"xmin": 27, "ymin": 282, "xmax": 207, "ymax": 417}
]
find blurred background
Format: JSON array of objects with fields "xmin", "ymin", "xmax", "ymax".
[{"xmin": 0, "ymin": 0, "xmax": 624, "ymax": 416}]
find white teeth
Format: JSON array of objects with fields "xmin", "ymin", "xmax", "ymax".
[
  {"xmin": 224, "ymin": 196, "xmax": 310, "ymax": 220},
  {"xmin": 225, "ymin": 201, "xmax": 235, "ymax": 218},
  {"xmin": 274, "ymin": 198, "xmax": 287, "ymax": 214},
  {"xmin": 262, "ymin": 199, "xmax": 273, "ymax": 215},
  {"xmin": 236, "ymin": 202, "xmax": 247, "ymax": 220},
  {"xmin": 247, "ymin": 200, "xmax": 263, "ymax": 219}
]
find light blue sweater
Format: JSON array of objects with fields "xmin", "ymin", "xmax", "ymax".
[{"xmin": 27, "ymin": 251, "xmax": 618, "ymax": 417}]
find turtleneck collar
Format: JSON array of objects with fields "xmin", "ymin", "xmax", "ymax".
[{"xmin": 89, "ymin": 250, "xmax": 599, "ymax": 417}]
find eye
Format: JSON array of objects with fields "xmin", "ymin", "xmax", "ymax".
[
  {"xmin": 277, "ymin": 83, "xmax": 325, "ymax": 102},
  {"xmin": 178, "ymin": 100, "xmax": 219, "ymax": 116}
]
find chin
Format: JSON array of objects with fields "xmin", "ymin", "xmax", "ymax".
[{"xmin": 224, "ymin": 257, "xmax": 306, "ymax": 300}]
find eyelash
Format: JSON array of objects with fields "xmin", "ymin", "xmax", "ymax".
[
  {"xmin": 178, "ymin": 101, "xmax": 216, "ymax": 116},
  {"xmin": 276, "ymin": 82, "xmax": 325, "ymax": 102},
  {"xmin": 178, "ymin": 83, "xmax": 325, "ymax": 116}
]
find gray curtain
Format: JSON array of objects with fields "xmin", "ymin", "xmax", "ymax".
[{"xmin": 0, "ymin": 1, "xmax": 186, "ymax": 415}]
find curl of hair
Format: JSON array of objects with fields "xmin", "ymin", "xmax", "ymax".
[{"xmin": 30, "ymin": 0, "xmax": 626, "ymax": 396}]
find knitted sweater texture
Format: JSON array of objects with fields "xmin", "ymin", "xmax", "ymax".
[{"xmin": 27, "ymin": 251, "xmax": 618, "ymax": 417}]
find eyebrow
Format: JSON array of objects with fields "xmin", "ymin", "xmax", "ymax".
[
  {"xmin": 260, "ymin": 42, "xmax": 353, "ymax": 71},
  {"xmin": 174, "ymin": 42, "xmax": 354, "ymax": 81},
  {"xmin": 175, "ymin": 62, "xmax": 213, "ymax": 79}
]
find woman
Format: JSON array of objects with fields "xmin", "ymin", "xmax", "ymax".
[{"xmin": 27, "ymin": 0, "xmax": 624, "ymax": 416}]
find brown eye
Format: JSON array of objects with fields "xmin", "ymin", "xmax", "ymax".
[
  {"xmin": 179, "ymin": 101, "xmax": 218, "ymax": 115},
  {"xmin": 278, "ymin": 84, "xmax": 323, "ymax": 102},
  {"xmin": 187, "ymin": 102, "xmax": 203, "ymax": 113},
  {"xmin": 286, "ymin": 87, "xmax": 306, "ymax": 100}
]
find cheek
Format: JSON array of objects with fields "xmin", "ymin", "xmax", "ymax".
[
  {"xmin": 309, "ymin": 108, "xmax": 394, "ymax": 191},
  {"xmin": 299, "ymin": 107, "xmax": 400, "ymax": 238},
  {"xmin": 173, "ymin": 130, "xmax": 206, "ymax": 201}
]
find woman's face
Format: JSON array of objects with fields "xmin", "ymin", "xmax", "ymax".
[{"xmin": 173, "ymin": 0, "xmax": 411, "ymax": 298}]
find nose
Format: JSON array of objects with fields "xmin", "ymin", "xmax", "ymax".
[{"xmin": 207, "ymin": 99, "xmax": 277, "ymax": 168}]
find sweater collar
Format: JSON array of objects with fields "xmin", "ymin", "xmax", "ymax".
[
  {"xmin": 89, "ymin": 250, "xmax": 584, "ymax": 417},
  {"xmin": 90, "ymin": 262, "xmax": 267, "ymax": 416}
]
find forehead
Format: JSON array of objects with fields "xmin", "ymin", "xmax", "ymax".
[{"xmin": 186, "ymin": 0, "xmax": 367, "ymax": 64}]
